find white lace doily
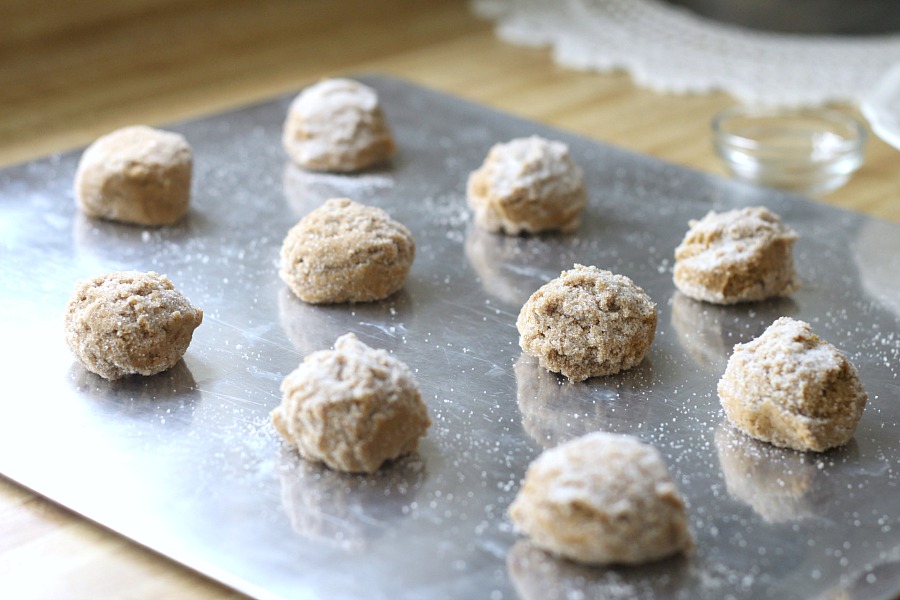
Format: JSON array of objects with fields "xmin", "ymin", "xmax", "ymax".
[{"xmin": 473, "ymin": 0, "xmax": 900, "ymax": 106}]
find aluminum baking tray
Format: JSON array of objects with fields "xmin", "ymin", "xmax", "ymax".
[{"xmin": 0, "ymin": 75, "xmax": 898, "ymax": 600}]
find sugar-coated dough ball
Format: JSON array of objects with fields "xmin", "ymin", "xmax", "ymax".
[
  {"xmin": 279, "ymin": 198, "xmax": 414, "ymax": 304},
  {"xmin": 718, "ymin": 317, "xmax": 867, "ymax": 452},
  {"xmin": 517, "ymin": 264, "xmax": 656, "ymax": 382},
  {"xmin": 64, "ymin": 271, "xmax": 203, "ymax": 380},
  {"xmin": 272, "ymin": 333, "xmax": 431, "ymax": 473},
  {"xmin": 467, "ymin": 136, "xmax": 586, "ymax": 235},
  {"xmin": 282, "ymin": 78, "xmax": 395, "ymax": 172},
  {"xmin": 673, "ymin": 206, "xmax": 798, "ymax": 304},
  {"xmin": 74, "ymin": 125, "xmax": 192, "ymax": 226},
  {"xmin": 508, "ymin": 432, "xmax": 692, "ymax": 565}
]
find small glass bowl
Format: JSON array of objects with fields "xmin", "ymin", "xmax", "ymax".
[{"xmin": 712, "ymin": 106, "xmax": 866, "ymax": 196}]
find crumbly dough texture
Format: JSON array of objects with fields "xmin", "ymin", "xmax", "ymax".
[
  {"xmin": 467, "ymin": 136, "xmax": 586, "ymax": 234},
  {"xmin": 673, "ymin": 206, "xmax": 798, "ymax": 304},
  {"xmin": 279, "ymin": 198, "xmax": 415, "ymax": 304},
  {"xmin": 64, "ymin": 271, "xmax": 203, "ymax": 380},
  {"xmin": 508, "ymin": 432, "xmax": 692, "ymax": 565},
  {"xmin": 517, "ymin": 264, "xmax": 657, "ymax": 382},
  {"xmin": 272, "ymin": 333, "xmax": 431, "ymax": 474},
  {"xmin": 282, "ymin": 78, "xmax": 395, "ymax": 172},
  {"xmin": 74, "ymin": 125, "xmax": 193, "ymax": 226},
  {"xmin": 718, "ymin": 317, "xmax": 868, "ymax": 452}
]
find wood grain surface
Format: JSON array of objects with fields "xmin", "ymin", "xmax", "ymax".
[{"xmin": 1, "ymin": 1, "xmax": 898, "ymax": 598}]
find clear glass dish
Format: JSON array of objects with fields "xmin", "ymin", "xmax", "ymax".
[
  {"xmin": 862, "ymin": 63, "xmax": 900, "ymax": 151},
  {"xmin": 712, "ymin": 106, "xmax": 866, "ymax": 196}
]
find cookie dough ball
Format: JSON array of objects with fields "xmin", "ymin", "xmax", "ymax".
[
  {"xmin": 508, "ymin": 432, "xmax": 692, "ymax": 565},
  {"xmin": 516, "ymin": 264, "xmax": 657, "ymax": 382},
  {"xmin": 282, "ymin": 78, "xmax": 395, "ymax": 172},
  {"xmin": 718, "ymin": 317, "xmax": 868, "ymax": 452},
  {"xmin": 673, "ymin": 206, "xmax": 798, "ymax": 304},
  {"xmin": 64, "ymin": 271, "xmax": 203, "ymax": 380},
  {"xmin": 272, "ymin": 333, "xmax": 431, "ymax": 473},
  {"xmin": 74, "ymin": 125, "xmax": 192, "ymax": 226},
  {"xmin": 279, "ymin": 198, "xmax": 414, "ymax": 304},
  {"xmin": 467, "ymin": 136, "xmax": 586, "ymax": 235}
]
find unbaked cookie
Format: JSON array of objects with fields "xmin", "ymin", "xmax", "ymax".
[
  {"xmin": 673, "ymin": 206, "xmax": 798, "ymax": 304},
  {"xmin": 718, "ymin": 317, "xmax": 868, "ymax": 452},
  {"xmin": 508, "ymin": 432, "xmax": 692, "ymax": 565},
  {"xmin": 279, "ymin": 198, "xmax": 415, "ymax": 304},
  {"xmin": 467, "ymin": 136, "xmax": 586, "ymax": 234},
  {"xmin": 282, "ymin": 78, "xmax": 395, "ymax": 172},
  {"xmin": 516, "ymin": 264, "xmax": 656, "ymax": 381},
  {"xmin": 272, "ymin": 333, "xmax": 431, "ymax": 473},
  {"xmin": 64, "ymin": 271, "xmax": 203, "ymax": 380},
  {"xmin": 74, "ymin": 125, "xmax": 192, "ymax": 226}
]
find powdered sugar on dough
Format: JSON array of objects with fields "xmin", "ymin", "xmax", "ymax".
[
  {"xmin": 718, "ymin": 317, "xmax": 868, "ymax": 452},
  {"xmin": 508, "ymin": 431, "xmax": 692, "ymax": 565},
  {"xmin": 283, "ymin": 78, "xmax": 395, "ymax": 172},
  {"xmin": 272, "ymin": 333, "xmax": 430, "ymax": 473},
  {"xmin": 673, "ymin": 206, "xmax": 797, "ymax": 304},
  {"xmin": 467, "ymin": 136, "xmax": 586, "ymax": 234},
  {"xmin": 75, "ymin": 125, "xmax": 192, "ymax": 226}
]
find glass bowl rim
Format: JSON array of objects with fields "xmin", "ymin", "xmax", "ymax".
[{"xmin": 711, "ymin": 105, "xmax": 868, "ymax": 154}]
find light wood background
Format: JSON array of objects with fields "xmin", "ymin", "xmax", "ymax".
[{"xmin": 2, "ymin": 1, "xmax": 898, "ymax": 598}]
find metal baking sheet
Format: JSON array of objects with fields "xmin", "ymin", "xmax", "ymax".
[{"xmin": 1, "ymin": 75, "xmax": 898, "ymax": 600}]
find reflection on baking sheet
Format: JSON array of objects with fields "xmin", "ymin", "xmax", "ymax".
[
  {"xmin": 464, "ymin": 226, "xmax": 535, "ymax": 306},
  {"xmin": 281, "ymin": 162, "xmax": 395, "ymax": 218},
  {"xmin": 714, "ymin": 422, "xmax": 857, "ymax": 523},
  {"xmin": 72, "ymin": 208, "xmax": 198, "ymax": 262},
  {"xmin": 277, "ymin": 286, "xmax": 415, "ymax": 356},
  {"xmin": 506, "ymin": 539, "xmax": 688, "ymax": 600},
  {"xmin": 464, "ymin": 225, "xmax": 576, "ymax": 308},
  {"xmin": 670, "ymin": 292, "xmax": 798, "ymax": 373},
  {"xmin": 824, "ymin": 548, "xmax": 900, "ymax": 600},
  {"xmin": 277, "ymin": 447, "xmax": 426, "ymax": 552},
  {"xmin": 853, "ymin": 220, "xmax": 900, "ymax": 317},
  {"xmin": 514, "ymin": 353, "xmax": 652, "ymax": 448},
  {"xmin": 67, "ymin": 360, "xmax": 200, "ymax": 427}
]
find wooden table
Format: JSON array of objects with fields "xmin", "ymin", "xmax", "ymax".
[{"xmin": 2, "ymin": 1, "xmax": 898, "ymax": 597}]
